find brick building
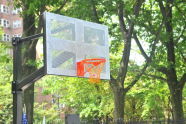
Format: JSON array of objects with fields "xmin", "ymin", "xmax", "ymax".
[{"xmin": 0, "ymin": 0, "xmax": 22, "ymax": 42}]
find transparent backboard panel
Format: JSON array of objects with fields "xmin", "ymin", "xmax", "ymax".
[
  {"xmin": 84, "ymin": 26, "xmax": 105, "ymax": 46},
  {"xmin": 44, "ymin": 12, "xmax": 110, "ymax": 79},
  {"xmin": 15, "ymin": 37, "xmax": 44, "ymax": 82},
  {"xmin": 50, "ymin": 20, "xmax": 75, "ymax": 41}
]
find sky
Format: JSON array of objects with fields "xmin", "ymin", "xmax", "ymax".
[{"xmin": 130, "ymin": 39, "xmax": 148, "ymax": 65}]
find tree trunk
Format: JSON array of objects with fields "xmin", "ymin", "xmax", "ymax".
[
  {"xmin": 168, "ymin": 84, "xmax": 184, "ymax": 123},
  {"xmin": 158, "ymin": 0, "xmax": 185, "ymax": 122},
  {"xmin": 111, "ymin": 82, "xmax": 125, "ymax": 124}
]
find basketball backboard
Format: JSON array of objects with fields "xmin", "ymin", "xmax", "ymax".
[{"xmin": 44, "ymin": 12, "xmax": 110, "ymax": 80}]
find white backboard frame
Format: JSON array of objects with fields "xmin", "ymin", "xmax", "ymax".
[{"xmin": 44, "ymin": 12, "xmax": 110, "ymax": 80}]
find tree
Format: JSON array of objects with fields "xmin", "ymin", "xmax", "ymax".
[
  {"xmin": 38, "ymin": 75, "xmax": 113, "ymax": 121},
  {"xmin": 156, "ymin": 0, "xmax": 186, "ymax": 121},
  {"xmin": 60, "ymin": 0, "xmax": 164, "ymax": 123},
  {"xmin": 133, "ymin": 0, "xmax": 186, "ymax": 122},
  {"xmin": 109, "ymin": 1, "xmax": 146, "ymax": 123},
  {"xmin": 0, "ymin": 43, "xmax": 12, "ymax": 123}
]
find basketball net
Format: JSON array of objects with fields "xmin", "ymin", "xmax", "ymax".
[{"xmin": 77, "ymin": 58, "xmax": 106, "ymax": 83}]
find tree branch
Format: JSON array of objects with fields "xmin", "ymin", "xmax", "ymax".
[
  {"xmin": 117, "ymin": 1, "xmax": 127, "ymax": 35},
  {"xmin": 117, "ymin": 0, "xmax": 144, "ymax": 83},
  {"xmin": 110, "ymin": 74, "xmax": 116, "ymax": 81},
  {"xmin": 124, "ymin": 63, "xmax": 148, "ymax": 92},
  {"xmin": 144, "ymin": 73, "xmax": 167, "ymax": 81},
  {"xmin": 179, "ymin": 73, "xmax": 186, "ymax": 89},
  {"xmin": 124, "ymin": 17, "xmax": 164, "ymax": 91},
  {"xmin": 147, "ymin": 20, "xmax": 155, "ymax": 34},
  {"xmin": 180, "ymin": 50, "xmax": 186, "ymax": 63},
  {"xmin": 133, "ymin": 17, "xmax": 164, "ymax": 64},
  {"xmin": 157, "ymin": 0, "xmax": 166, "ymax": 18},
  {"xmin": 174, "ymin": 4, "xmax": 186, "ymax": 20},
  {"xmin": 138, "ymin": 21, "xmax": 154, "ymax": 35},
  {"xmin": 54, "ymin": 0, "xmax": 68, "ymax": 13},
  {"xmin": 133, "ymin": 33, "xmax": 150, "ymax": 61},
  {"xmin": 117, "ymin": 1, "xmax": 130, "ymax": 84},
  {"xmin": 175, "ymin": 23, "xmax": 186, "ymax": 44},
  {"xmin": 35, "ymin": 8, "xmax": 45, "ymax": 34},
  {"xmin": 90, "ymin": 0, "xmax": 101, "ymax": 24},
  {"xmin": 157, "ymin": 66, "xmax": 169, "ymax": 75},
  {"xmin": 150, "ymin": 20, "xmax": 165, "ymax": 59}
]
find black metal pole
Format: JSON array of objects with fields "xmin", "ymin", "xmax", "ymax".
[
  {"xmin": 12, "ymin": 37, "xmax": 23, "ymax": 124},
  {"xmin": 12, "ymin": 34, "xmax": 45, "ymax": 123},
  {"xmin": 13, "ymin": 91, "xmax": 23, "ymax": 123}
]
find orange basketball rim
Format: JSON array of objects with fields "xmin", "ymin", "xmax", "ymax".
[{"xmin": 77, "ymin": 58, "xmax": 106, "ymax": 83}]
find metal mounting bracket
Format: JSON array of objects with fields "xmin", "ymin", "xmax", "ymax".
[
  {"xmin": 12, "ymin": 37, "xmax": 21, "ymax": 46},
  {"xmin": 12, "ymin": 81, "xmax": 18, "ymax": 94}
]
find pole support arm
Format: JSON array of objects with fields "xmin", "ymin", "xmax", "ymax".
[{"xmin": 12, "ymin": 33, "xmax": 44, "ymax": 46}]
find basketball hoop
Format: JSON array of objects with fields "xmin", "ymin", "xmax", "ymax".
[{"xmin": 77, "ymin": 58, "xmax": 106, "ymax": 83}]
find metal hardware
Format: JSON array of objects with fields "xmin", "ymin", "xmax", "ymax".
[
  {"xmin": 12, "ymin": 81, "xmax": 17, "ymax": 94},
  {"xmin": 17, "ymin": 66, "xmax": 45, "ymax": 91},
  {"xmin": 12, "ymin": 37, "xmax": 21, "ymax": 46},
  {"xmin": 20, "ymin": 33, "xmax": 43, "ymax": 42}
]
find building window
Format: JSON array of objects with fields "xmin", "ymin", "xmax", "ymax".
[
  {"xmin": 3, "ymin": 20, "xmax": 9, "ymax": 27},
  {"xmin": 13, "ymin": 34, "xmax": 22, "ymax": 37},
  {"xmin": 13, "ymin": 20, "xmax": 22, "ymax": 28},
  {"xmin": 0, "ymin": 19, "xmax": 9, "ymax": 28},
  {"xmin": 1, "ymin": 5, "xmax": 9, "ymax": 13},
  {"xmin": 12, "ymin": 8, "xmax": 22, "ymax": 15},
  {"xmin": 3, "ymin": 34, "xmax": 11, "ymax": 41}
]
